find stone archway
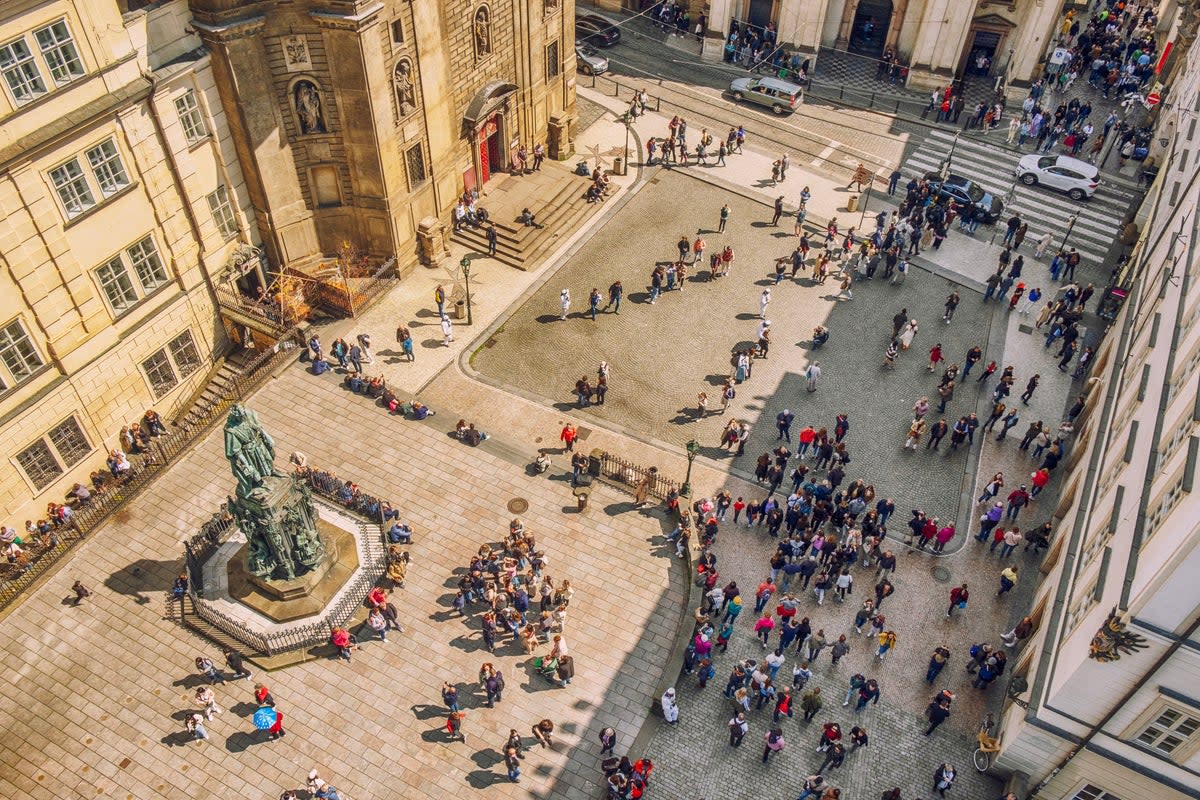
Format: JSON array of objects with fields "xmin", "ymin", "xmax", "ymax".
[{"xmin": 462, "ymin": 80, "xmax": 518, "ymax": 192}]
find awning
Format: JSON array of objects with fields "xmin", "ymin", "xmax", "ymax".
[{"xmin": 462, "ymin": 81, "xmax": 518, "ymax": 127}]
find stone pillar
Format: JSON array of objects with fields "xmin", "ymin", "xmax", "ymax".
[
  {"xmin": 904, "ymin": 0, "xmax": 975, "ymax": 90},
  {"xmin": 778, "ymin": 0, "xmax": 829, "ymax": 58},
  {"xmin": 547, "ymin": 111, "xmax": 572, "ymax": 160},
  {"xmin": 702, "ymin": 0, "xmax": 735, "ymax": 60},
  {"xmin": 1006, "ymin": 0, "xmax": 1066, "ymax": 86},
  {"xmin": 883, "ymin": 0, "xmax": 910, "ymax": 53},
  {"xmin": 416, "ymin": 217, "xmax": 449, "ymax": 267},
  {"xmin": 835, "ymin": 0, "xmax": 860, "ymax": 50}
]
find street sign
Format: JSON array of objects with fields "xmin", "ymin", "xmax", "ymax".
[{"xmin": 1147, "ymin": 91, "xmax": 1161, "ymax": 106}]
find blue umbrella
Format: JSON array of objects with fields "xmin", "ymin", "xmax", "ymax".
[{"xmin": 252, "ymin": 706, "xmax": 278, "ymax": 730}]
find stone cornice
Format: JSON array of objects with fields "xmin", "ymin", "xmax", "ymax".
[
  {"xmin": 310, "ymin": 2, "xmax": 385, "ymax": 30},
  {"xmin": 192, "ymin": 15, "xmax": 268, "ymax": 43}
]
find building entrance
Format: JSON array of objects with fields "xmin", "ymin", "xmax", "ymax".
[{"xmin": 848, "ymin": 0, "xmax": 892, "ymax": 58}]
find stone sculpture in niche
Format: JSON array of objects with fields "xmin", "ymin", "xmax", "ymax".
[
  {"xmin": 475, "ymin": 7, "xmax": 492, "ymax": 59},
  {"xmin": 294, "ymin": 80, "xmax": 327, "ymax": 135},
  {"xmin": 394, "ymin": 60, "xmax": 417, "ymax": 118}
]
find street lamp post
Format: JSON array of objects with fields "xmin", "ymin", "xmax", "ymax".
[
  {"xmin": 1059, "ymin": 213, "xmax": 1078, "ymax": 252},
  {"xmin": 940, "ymin": 131, "xmax": 961, "ymax": 180},
  {"xmin": 621, "ymin": 111, "xmax": 632, "ymax": 176},
  {"xmin": 858, "ymin": 174, "xmax": 874, "ymax": 228},
  {"xmin": 460, "ymin": 256, "xmax": 473, "ymax": 326},
  {"xmin": 680, "ymin": 439, "xmax": 700, "ymax": 499}
]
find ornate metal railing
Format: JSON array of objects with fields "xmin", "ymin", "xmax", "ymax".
[
  {"xmin": 181, "ymin": 470, "xmax": 390, "ymax": 656},
  {"xmin": 595, "ymin": 450, "xmax": 679, "ymax": 501}
]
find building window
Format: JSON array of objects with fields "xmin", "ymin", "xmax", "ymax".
[
  {"xmin": 546, "ymin": 40, "xmax": 561, "ymax": 81},
  {"xmin": 49, "ymin": 158, "xmax": 95, "ymax": 217},
  {"xmin": 142, "ymin": 330, "xmax": 202, "ymax": 398},
  {"xmin": 168, "ymin": 331, "xmax": 202, "ymax": 378},
  {"xmin": 96, "ymin": 256, "xmax": 139, "ymax": 313},
  {"xmin": 0, "ymin": 36, "xmax": 46, "ymax": 104},
  {"xmin": 0, "ymin": 318, "xmax": 44, "ymax": 386},
  {"xmin": 405, "ymin": 143, "xmax": 427, "ymax": 189},
  {"xmin": 47, "ymin": 417, "xmax": 91, "ymax": 467},
  {"xmin": 34, "ymin": 20, "xmax": 83, "ymax": 85},
  {"xmin": 16, "ymin": 439, "xmax": 61, "ymax": 490},
  {"xmin": 206, "ymin": 186, "xmax": 238, "ymax": 240},
  {"xmin": 1135, "ymin": 707, "xmax": 1200, "ymax": 755},
  {"xmin": 16, "ymin": 416, "xmax": 91, "ymax": 490},
  {"xmin": 127, "ymin": 236, "xmax": 168, "ymax": 290},
  {"xmin": 174, "ymin": 89, "xmax": 208, "ymax": 143},
  {"xmin": 86, "ymin": 140, "xmax": 130, "ymax": 197},
  {"xmin": 1070, "ymin": 785, "xmax": 1124, "ymax": 800},
  {"xmin": 391, "ymin": 19, "xmax": 405, "ymax": 44},
  {"xmin": 49, "ymin": 138, "xmax": 131, "ymax": 218},
  {"xmin": 93, "ymin": 236, "xmax": 169, "ymax": 316}
]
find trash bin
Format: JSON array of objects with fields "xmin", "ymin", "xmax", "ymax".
[
  {"xmin": 454, "ymin": 299, "xmax": 465, "ymax": 320},
  {"xmin": 847, "ymin": 194, "xmax": 859, "ymax": 213},
  {"xmin": 588, "ymin": 448, "xmax": 603, "ymax": 478},
  {"xmin": 573, "ymin": 486, "xmax": 591, "ymax": 510},
  {"xmin": 612, "ymin": 156, "xmax": 623, "ymax": 175}
]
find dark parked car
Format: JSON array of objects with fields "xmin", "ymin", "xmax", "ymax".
[
  {"xmin": 576, "ymin": 14, "xmax": 621, "ymax": 47},
  {"xmin": 923, "ymin": 172, "xmax": 1004, "ymax": 223}
]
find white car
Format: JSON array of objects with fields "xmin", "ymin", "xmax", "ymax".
[{"xmin": 1014, "ymin": 154, "xmax": 1099, "ymax": 200}]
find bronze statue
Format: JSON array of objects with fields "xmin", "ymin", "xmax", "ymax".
[{"xmin": 224, "ymin": 405, "xmax": 325, "ymax": 581}]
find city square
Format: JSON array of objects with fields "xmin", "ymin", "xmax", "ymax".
[{"xmin": 0, "ymin": 3, "xmax": 1198, "ymax": 800}]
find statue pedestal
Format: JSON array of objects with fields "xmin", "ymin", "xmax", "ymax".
[{"xmin": 226, "ymin": 523, "xmax": 358, "ymax": 623}]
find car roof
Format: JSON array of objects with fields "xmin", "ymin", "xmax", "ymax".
[
  {"xmin": 1049, "ymin": 155, "xmax": 1099, "ymax": 178},
  {"xmin": 751, "ymin": 77, "xmax": 804, "ymax": 93},
  {"xmin": 578, "ymin": 14, "xmax": 615, "ymax": 27}
]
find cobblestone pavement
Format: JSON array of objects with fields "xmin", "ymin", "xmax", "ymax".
[
  {"xmin": 473, "ymin": 168, "xmax": 993, "ymax": 533},
  {"xmin": 0, "ymin": 362, "xmax": 682, "ymax": 800}
]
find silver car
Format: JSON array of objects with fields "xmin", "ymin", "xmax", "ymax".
[
  {"xmin": 729, "ymin": 76, "xmax": 803, "ymax": 115},
  {"xmin": 575, "ymin": 43, "xmax": 608, "ymax": 76}
]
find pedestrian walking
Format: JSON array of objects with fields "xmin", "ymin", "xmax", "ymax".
[
  {"xmin": 762, "ymin": 727, "xmax": 786, "ymax": 764},
  {"xmin": 186, "ymin": 712, "xmax": 209, "ymax": 741},
  {"xmin": 718, "ymin": 203, "xmax": 730, "ymax": 233},
  {"xmin": 932, "ymin": 763, "xmax": 957, "ymax": 797},
  {"xmin": 728, "ymin": 712, "xmax": 749, "ymax": 746},
  {"xmin": 924, "ymin": 698, "xmax": 951, "ymax": 735},
  {"xmin": 194, "ymin": 686, "xmax": 222, "ymax": 720},
  {"xmin": 805, "ymin": 361, "xmax": 822, "ymax": 392},
  {"xmin": 440, "ymin": 314, "xmax": 454, "ymax": 346},
  {"xmin": 559, "ymin": 288, "xmax": 571, "ymax": 320},
  {"xmin": 997, "ymin": 565, "xmax": 1019, "ymax": 595}
]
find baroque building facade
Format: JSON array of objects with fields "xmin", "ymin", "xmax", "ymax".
[
  {"xmin": 187, "ymin": 0, "xmax": 577, "ymax": 273},
  {"xmin": 987, "ymin": 10, "xmax": 1200, "ymax": 799},
  {"xmin": 0, "ymin": 0, "xmax": 577, "ymax": 529},
  {"xmin": 619, "ymin": 0, "xmax": 1125, "ymax": 90},
  {"xmin": 0, "ymin": 0, "xmax": 254, "ymax": 527}
]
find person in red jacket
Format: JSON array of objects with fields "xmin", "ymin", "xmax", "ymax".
[
  {"xmin": 946, "ymin": 584, "xmax": 969, "ymax": 617},
  {"xmin": 1030, "ymin": 468, "xmax": 1050, "ymax": 497},
  {"xmin": 797, "ymin": 426, "xmax": 816, "ymax": 458},
  {"xmin": 560, "ymin": 423, "xmax": 578, "ymax": 452},
  {"xmin": 268, "ymin": 708, "xmax": 285, "ymax": 739}
]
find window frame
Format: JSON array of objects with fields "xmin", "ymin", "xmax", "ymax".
[
  {"xmin": 85, "ymin": 139, "xmax": 130, "ymax": 197},
  {"xmin": 545, "ymin": 40, "xmax": 561, "ymax": 81},
  {"xmin": 1068, "ymin": 784, "xmax": 1124, "ymax": 800},
  {"xmin": 0, "ymin": 35, "xmax": 47, "ymax": 105},
  {"xmin": 92, "ymin": 236, "xmax": 171, "ymax": 317},
  {"xmin": 174, "ymin": 89, "xmax": 209, "ymax": 143},
  {"xmin": 1126, "ymin": 701, "xmax": 1200, "ymax": 761},
  {"xmin": 34, "ymin": 19, "xmax": 84, "ymax": 86},
  {"xmin": 15, "ymin": 415, "xmax": 93, "ymax": 492},
  {"xmin": 141, "ymin": 330, "xmax": 204, "ymax": 399},
  {"xmin": 0, "ymin": 317, "xmax": 46, "ymax": 388},
  {"xmin": 49, "ymin": 156, "xmax": 96, "ymax": 217},
  {"xmin": 206, "ymin": 185, "xmax": 239, "ymax": 241},
  {"xmin": 404, "ymin": 142, "xmax": 427, "ymax": 190}
]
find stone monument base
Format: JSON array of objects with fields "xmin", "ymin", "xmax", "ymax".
[{"xmin": 226, "ymin": 522, "xmax": 358, "ymax": 623}]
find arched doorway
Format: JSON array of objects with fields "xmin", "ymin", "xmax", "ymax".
[
  {"xmin": 462, "ymin": 80, "xmax": 517, "ymax": 193},
  {"xmin": 848, "ymin": 0, "xmax": 892, "ymax": 57}
]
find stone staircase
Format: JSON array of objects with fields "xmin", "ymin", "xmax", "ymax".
[
  {"xmin": 450, "ymin": 166, "xmax": 606, "ymax": 270},
  {"xmin": 171, "ymin": 348, "xmax": 253, "ymax": 431}
]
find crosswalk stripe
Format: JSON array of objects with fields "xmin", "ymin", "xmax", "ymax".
[{"xmin": 899, "ymin": 133, "xmax": 1131, "ymax": 266}]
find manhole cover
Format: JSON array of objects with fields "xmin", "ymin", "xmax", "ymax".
[
  {"xmin": 931, "ymin": 565, "xmax": 952, "ymax": 583},
  {"xmin": 507, "ymin": 498, "xmax": 529, "ymax": 514}
]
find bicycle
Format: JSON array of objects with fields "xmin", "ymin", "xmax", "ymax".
[{"xmin": 974, "ymin": 730, "xmax": 1002, "ymax": 771}]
